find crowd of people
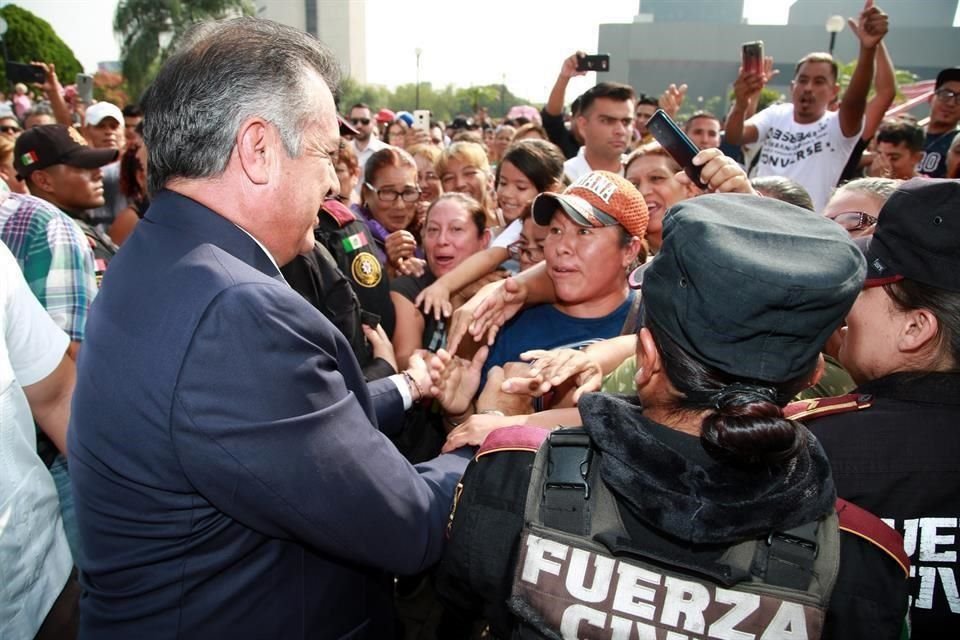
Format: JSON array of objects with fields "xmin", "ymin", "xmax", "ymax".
[{"xmin": 1, "ymin": 3, "xmax": 959, "ymax": 639}]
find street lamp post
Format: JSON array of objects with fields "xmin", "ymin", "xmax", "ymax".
[
  {"xmin": 414, "ymin": 47, "xmax": 422, "ymax": 109},
  {"xmin": 826, "ymin": 15, "xmax": 845, "ymax": 56}
]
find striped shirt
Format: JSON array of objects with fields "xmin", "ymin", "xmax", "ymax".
[{"xmin": 0, "ymin": 191, "xmax": 98, "ymax": 341}]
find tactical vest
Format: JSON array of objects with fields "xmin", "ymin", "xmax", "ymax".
[{"xmin": 509, "ymin": 428, "xmax": 841, "ymax": 640}]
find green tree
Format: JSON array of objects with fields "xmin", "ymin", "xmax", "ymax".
[
  {"xmin": 337, "ymin": 77, "xmax": 537, "ymax": 123},
  {"xmin": 114, "ymin": 0, "xmax": 254, "ymax": 101},
  {"xmin": 836, "ymin": 58, "xmax": 917, "ymax": 103},
  {"xmin": 0, "ymin": 5, "xmax": 82, "ymax": 93}
]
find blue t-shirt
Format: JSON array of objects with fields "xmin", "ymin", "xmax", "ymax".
[{"xmin": 482, "ymin": 292, "xmax": 636, "ymax": 385}]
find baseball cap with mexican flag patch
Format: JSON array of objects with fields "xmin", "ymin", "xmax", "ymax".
[
  {"xmin": 531, "ymin": 170, "xmax": 648, "ymax": 240},
  {"xmin": 14, "ymin": 124, "xmax": 118, "ymax": 180}
]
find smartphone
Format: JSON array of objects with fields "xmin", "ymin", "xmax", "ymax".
[
  {"xmin": 576, "ymin": 54, "xmax": 610, "ymax": 73},
  {"xmin": 6, "ymin": 62, "xmax": 46, "ymax": 85},
  {"xmin": 741, "ymin": 41, "xmax": 764, "ymax": 76},
  {"xmin": 75, "ymin": 73, "xmax": 94, "ymax": 104},
  {"xmin": 647, "ymin": 109, "xmax": 702, "ymax": 185},
  {"xmin": 413, "ymin": 109, "xmax": 431, "ymax": 132}
]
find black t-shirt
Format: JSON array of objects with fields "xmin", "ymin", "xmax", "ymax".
[
  {"xmin": 540, "ymin": 109, "xmax": 580, "ymax": 159},
  {"xmin": 391, "ymin": 271, "xmax": 447, "ymax": 352}
]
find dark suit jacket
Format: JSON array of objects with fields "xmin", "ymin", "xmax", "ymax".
[{"xmin": 68, "ymin": 190, "xmax": 470, "ymax": 639}]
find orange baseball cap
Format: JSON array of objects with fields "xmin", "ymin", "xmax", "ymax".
[{"xmin": 532, "ymin": 171, "xmax": 648, "ymax": 239}]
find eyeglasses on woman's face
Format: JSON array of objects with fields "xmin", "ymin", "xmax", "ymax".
[{"xmin": 364, "ymin": 182, "xmax": 421, "ymax": 203}]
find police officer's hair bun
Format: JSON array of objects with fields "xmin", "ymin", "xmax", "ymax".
[
  {"xmin": 645, "ymin": 317, "xmax": 811, "ymax": 466},
  {"xmin": 701, "ymin": 387, "xmax": 802, "ymax": 465}
]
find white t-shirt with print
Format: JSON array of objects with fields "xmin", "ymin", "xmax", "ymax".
[
  {"xmin": 0, "ymin": 243, "xmax": 72, "ymax": 638},
  {"xmin": 749, "ymin": 103, "xmax": 861, "ymax": 212}
]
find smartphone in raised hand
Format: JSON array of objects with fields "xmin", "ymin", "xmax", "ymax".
[
  {"xmin": 75, "ymin": 73, "xmax": 94, "ymax": 104},
  {"xmin": 647, "ymin": 109, "xmax": 702, "ymax": 185},
  {"xmin": 576, "ymin": 54, "xmax": 610, "ymax": 73},
  {"xmin": 6, "ymin": 62, "xmax": 46, "ymax": 85},
  {"xmin": 741, "ymin": 41, "xmax": 764, "ymax": 76}
]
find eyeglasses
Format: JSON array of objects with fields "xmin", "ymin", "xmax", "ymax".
[
  {"xmin": 933, "ymin": 87, "xmax": 960, "ymax": 104},
  {"xmin": 350, "ymin": 118, "xmax": 371, "ymax": 126},
  {"xmin": 0, "ymin": 125, "xmax": 22, "ymax": 134},
  {"xmin": 830, "ymin": 211, "xmax": 878, "ymax": 231},
  {"xmin": 364, "ymin": 182, "xmax": 421, "ymax": 203},
  {"xmin": 507, "ymin": 241, "xmax": 545, "ymax": 263},
  {"xmin": 934, "ymin": 88, "xmax": 960, "ymax": 105}
]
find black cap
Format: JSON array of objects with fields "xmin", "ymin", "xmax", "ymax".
[
  {"xmin": 450, "ymin": 116, "xmax": 475, "ymax": 130},
  {"xmin": 935, "ymin": 67, "xmax": 960, "ymax": 89},
  {"xmin": 863, "ymin": 178, "xmax": 960, "ymax": 291},
  {"xmin": 14, "ymin": 124, "xmax": 118, "ymax": 179},
  {"xmin": 638, "ymin": 194, "xmax": 865, "ymax": 383}
]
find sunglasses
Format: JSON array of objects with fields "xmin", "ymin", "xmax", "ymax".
[
  {"xmin": 0, "ymin": 125, "xmax": 22, "ymax": 134},
  {"xmin": 350, "ymin": 118, "xmax": 371, "ymax": 126}
]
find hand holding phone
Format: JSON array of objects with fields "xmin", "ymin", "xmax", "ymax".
[
  {"xmin": 576, "ymin": 54, "xmax": 610, "ymax": 73},
  {"xmin": 6, "ymin": 62, "xmax": 46, "ymax": 85},
  {"xmin": 75, "ymin": 73, "xmax": 94, "ymax": 104},
  {"xmin": 646, "ymin": 109, "xmax": 702, "ymax": 185},
  {"xmin": 741, "ymin": 41, "xmax": 764, "ymax": 76},
  {"xmin": 413, "ymin": 109, "xmax": 430, "ymax": 132}
]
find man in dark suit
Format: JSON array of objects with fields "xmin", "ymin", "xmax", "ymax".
[{"xmin": 67, "ymin": 18, "xmax": 472, "ymax": 639}]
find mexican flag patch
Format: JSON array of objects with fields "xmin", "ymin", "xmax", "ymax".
[
  {"xmin": 342, "ymin": 231, "xmax": 367, "ymax": 252},
  {"xmin": 20, "ymin": 150, "xmax": 38, "ymax": 166}
]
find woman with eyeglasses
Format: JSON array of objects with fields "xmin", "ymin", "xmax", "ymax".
[
  {"xmin": 822, "ymin": 177, "xmax": 900, "ymax": 238},
  {"xmin": 359, "ymin": 147, "xmax": 425, "ymax": 278}
]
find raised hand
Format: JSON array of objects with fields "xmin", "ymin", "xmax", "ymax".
[
  {"xmin": 659, "ymin": 83, "xmax": 688, "ymax": 119},
  {"xmin": 428, "ymin": 346, "xmax": 488, "ymax": 417},
  {"xmin": 414, "ymin": 280, "xmax": 453, "ymax": 321},
  {"xmin": 849, "ymin": 0, "xmax": 888, "ymax": 50},
  {"xmin": 501, "ymin": 348, "xmax": 604, "ymax": 404}
]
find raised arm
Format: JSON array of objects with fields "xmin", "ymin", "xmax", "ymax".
[
  {"xmin": 545, "ymin": 52, "xmax": 587, "ymax": 117},
  {"xmin": 839, "ymin": 1, "xmax": 889, "ymax": 138},
  {"xmin": 724, "ymin": 57, "xmax": 774, "ymax": 145},
  {"xmin": 415, "ymin": 246, "xmax": 509, "ymax": 320},
  {"xmin": 32, "ymin": 62, "xmax": 73, "ymax": 127},
  {"xmin": 861, "ymin": 42, "xmax": 896, "ymax": 140}
]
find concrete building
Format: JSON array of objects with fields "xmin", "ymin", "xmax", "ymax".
[
  {"xmin": 255, "ymin": 0, "xmax": 366, "ymax": 83},
  {"xmin": 598, "ymin": 0, "xmax": 959, "ymax": 115}
]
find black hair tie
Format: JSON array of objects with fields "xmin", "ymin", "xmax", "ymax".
[{"xmin": 712, "ymin": 382, "xmax": 778, "ymax": 410}]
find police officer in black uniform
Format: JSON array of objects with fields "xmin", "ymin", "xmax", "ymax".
[
  {"xmin": 435, "ymin": 194, "xmax": 909, "ymax": 639},
  {"xmin": 804, "ymin": 178, "xmax": 960, "ymax": 638}
]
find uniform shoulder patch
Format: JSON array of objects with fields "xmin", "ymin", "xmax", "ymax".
[
  {"xmin": 321, "ymin": 199, "xmax": 357, "ymax": 227},
  {"xmin": 784, "ymin": 393, "xmax": 872, "ymax": 422},
  {"xmin": 477, "ymin": 425, "xmax": 549, "ymax": 459},
  {"xmin": 836, "ymin": 498, "xmax": 910, "ymax": 578}
]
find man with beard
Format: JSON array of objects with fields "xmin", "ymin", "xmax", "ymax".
[{"xmin": 725, "ymin": 2, "xmax": 889, "ymax": 211}]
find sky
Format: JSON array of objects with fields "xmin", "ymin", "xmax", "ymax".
[{"xmin": 6, "ymin": 0, "xmax": 959, "ymax": 102}]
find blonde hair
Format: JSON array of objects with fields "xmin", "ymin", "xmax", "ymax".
[
  {"xmin": 407, "ymin": 143, "xmax": 441, "ymax": 167},
  {"xmin": 437, "ymin": 141, "xmax": 490, "ymax": 177}
]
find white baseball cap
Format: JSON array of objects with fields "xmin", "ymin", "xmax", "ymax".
[{"xmin": 85, "ymin": 102, "xmax": 124, "ymax": 127}]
